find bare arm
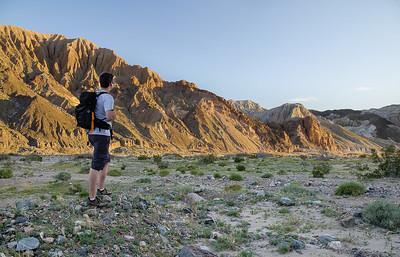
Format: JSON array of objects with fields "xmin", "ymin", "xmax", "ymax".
[{"xmin": 105, "ymin": 110, "xmax": 116, "ymax": 122}]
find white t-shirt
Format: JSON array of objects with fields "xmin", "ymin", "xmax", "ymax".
[{"xmin": 88, "ymin": 89, "xmax": 114, "ymax": 137}]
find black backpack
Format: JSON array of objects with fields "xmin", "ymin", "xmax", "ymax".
[{"xmin": 75, "ymin": 92, "xmax": 111, "ymax": 131}]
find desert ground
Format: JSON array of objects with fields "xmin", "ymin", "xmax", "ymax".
[{"xmin": 0, "ymin": 154, "xmax": 399, "ymax": 257}]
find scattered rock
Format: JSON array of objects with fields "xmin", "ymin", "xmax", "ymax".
[
  {"xmin": 317, "ymin": 234, "xmax": 337, "ymax": 245},
  {"xmin": 76, "ymin": 247, "xmax": 87, "ymax": 256},
  {"xmin": 341, "ymin": 216, "xmax": 356, "ymax": 228},
  {"xmin": 177, "ymin": 246, "xmax": 218, "ymax": 257},
  {"xmin": 84, "ymin": 208, "xmax": 97, "ymax": 217},
  {"xmin": 352, "ymin": 248, "xmax": 391, "ymax": 257},
  {"xmin": 186, "ymin": 193, "xmax": 205, "ymax": 204},
  {"xmin": 48, "ymin": 249, "xmax": 63, "ymax": 257},
  {"xmin": 43, "ymin": 237, "xmax": 55, "ymax": 244},
  {"xmin": 327, "ymin": 241, "xmax": 342, "ymax": 250},
  {"xmin": 123, "ymin": 235, "xmax": 135, "ymax": 241},
  {"xmin": 15, "ymin": 216, "xmax": 29, "ymax": 224},
  {"xmin": 157, "ymin": 224, "xmax": 168, "ymax": 236},
  {"xmin": 210, "ymin": 231, "xmax": 222, "ymax": 239},
  {"xmin": 16, "ymin": 199, "xmax": 34, "ymax": 211},
  {"xmin": 291, "ymin": 239, "xmax": 305, "ymax": 250},
  {"xmin": 56, "ymin": 235, "xmax": 66, "ymax": 244},
  {"xmin": 16, "ymin": 237, "xmax": 40, "ymax": 251},
  {"xmin": 7, "ymin": 241, "xmax": 17, "ymax": 249},
  {"xmin": 102, "ymin": 195, "xmax": 112, "ymax": 203},
  {"xmin": 278, "ymin": 197, "xmax": 295, "ymax": 206},
  {"xmin": 139, "ymin": 241, "xmax": 147, "ymax": 247}
]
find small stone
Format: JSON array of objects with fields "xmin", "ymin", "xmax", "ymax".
[
  {"xmin": 56, "ymin": 235, "xmax": 66, "ymax": 244},
  {"xmin": 291, "ymin": 239, "xmax": 305, "ymax": 250},
  {"xmin": 177, "ymin": 246, "xmax": 218, "ymax": 257},
  {"xmin": 24, "ymin": 226, "xmax": 34, "ymax": 233},
  {"xmin": 16, "ymin": 237, "xmax": 40, "ymax": 251},
  {"xmin": 327, "ymin": 241, "xmax": 342, "ymax": 250},
  {"xmin": 210, "ymin": 231, "xmax": 222, "ymax": 239},
  {"xmin": 0, "ymin": 253, "xmax": 6, "ymax": 257},
  {"xmin": 76, "ymin": 247, "xmax": 87, "ymax": 256},
  {"xmin": 48, "ymin": 249, "xmax": 63, "ymax": 257},
  {"xmin": 186, "ymin": 193, "xmax": 205, "ymax": 204},
  {"xmin": 157, "ymin": 224, "xmax": 168, "ymax": 236},
  {"xmin": 102, "ymin": 195, "xmax": 112, "ymax": 203},
  {"xmin": 15, "ymin": 216, "xmax": 29, "ymax": 224},
  {"xmin": 73, "ymin": 225, "xmax": 81, "ymax": 234},
  {"xmin": 113, "ymin": 244, "xmax": 121, "ymax": 253},
  {"xmin": 341, "ymin": 216, "xmax": 356, "ymax": 228},
  {"xmin": 139, "ymin": 241, "xmax": 147, "ymax": 247},
  {"xmin": 154, "ymin": 196, "xmax": 166, "ymax": 206},
  {"xmin": 74, "ymin": 205, "xmax": 82, "ymax": 212},
  {"xmin": 16, "ymin": 199, "xmax": 34, "ymax": 211},
  {"xmin": 7, "ymin": 241, "xmax": 17, "ymax": 249},
  {"xmin": 22, "ymin": 250, "xmax": 34, "ymax": 257},
  {"xmin": 123, "ymin": 235, "xmax": 135, "ymax": 241},
  {"xmin": 43, "ymin": 237, "xmax": 55, "ymax": 244},
  {"xmin": 318, "ymin": 235, "xmax": 337, "ymax": 245},
  {"xmin": 85, "ymin": 208, "xmax": 97, "ymax": 217},
  {"xmin": 278, "ymin": 197, "xmax": 295, "ymax": 206}
]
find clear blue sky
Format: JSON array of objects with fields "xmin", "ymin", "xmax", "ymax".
[{"xmin": 1, "ymin": 0, "xmax": 399, "ymax": 110}]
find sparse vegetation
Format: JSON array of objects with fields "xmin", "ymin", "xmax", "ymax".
[
  {"xmin": 261, "ymin": 172, "xmax": 273, "ymax": 178},
  {"xmin": 363, "ymin": 200, "xmax": 400, "ymax": 230},
  {"xmin": 236, "ymin": 164, "xmax": 246, "ymax": 171},
  {"xmin": 23, "ymin": 155, "xmax": 43, "ymax": 162},
  {"xmin": 153, "ymin": 155, "xmax": 162, "ymax": 163},
  {"xmin": 200, "ymin": 154, "xmax": 217, "ymax": 164},
  {"xmin": 109, "ymin": 169, "xmax": 122, "ymax": 176},
  {"xmin": 138, "ymin": 155, "xmax": 149, "ymax": 160},
  {"xmin": 0, "ymin": 167, "xmax": 13, "ymax": 178},
  {"xmin": 157, "ymin": 162, "xmax": 169, "ymax": 169},
  {"xmin": 234, "ymin": 156, "xmax": 245, "ymax": 163},
  {"xmin": 136, "ymin": 178, "xmax": 151, "ymax": 183},
  {"xmin": 229, "ymin": 173, "xmax": 243, "ymax": 181},
  {"xmin": 224, "ymin": 184, "xmax": 242, "ymax": 192},
  {"xmin": 213, "ymin": 172, "xmax": 222, "ymax": 179},
  {"xmin": 312, "ymin": 162, "xmax": 331, "ymax": 178},
  {"xmin": 159, "ymin": 169, "xmax": 170, "ymax": 177},
  {"xmin": 335, "ymin": 181, "xmax": 365, "ymax": 196},
  {"xmin": 54, "ymin": 171, "xmax": 71, "ymax": 181}
]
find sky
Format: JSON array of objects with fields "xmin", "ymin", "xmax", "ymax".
[{"xmin": 1, "ymin": 0, "xmax": 399, "ymax": 110}]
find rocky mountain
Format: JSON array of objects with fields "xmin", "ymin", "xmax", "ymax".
[
  {"xmin": 312, "ymin": 106, "xmax": 400, "ymax": 147},
  {"xmin": 0, "ymin": 25, "xmax": 298, "ymax": 155},
  {"xmin": 227, "ymin": 100, "xmax": 267, "ymax": 120},
  {"xmin": 231, "ymin": 101, "xmax": 381, "ymax": 152}
]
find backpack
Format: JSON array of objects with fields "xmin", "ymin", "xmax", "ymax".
[{"xmin": 75, "ymin": 92, "xmax": 111, "ymax": 131}]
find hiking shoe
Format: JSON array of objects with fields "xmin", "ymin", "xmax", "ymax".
[
  {"xmin": 87, "ymin": 196, "xmax": 107, "ymax": 207},
  {"xmin": 97, "ymin": 188, "xmax": 112, "ymax": 196}
]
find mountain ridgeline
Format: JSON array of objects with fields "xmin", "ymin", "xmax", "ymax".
[{"xmin": 0, "ymin": 25, "xmax": 395, "ymax": 155}]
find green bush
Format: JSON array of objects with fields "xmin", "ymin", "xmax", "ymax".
[
  {"xmin": 224, "ymin": 184, "xmax": 242, "ymax": 192},
  {"xmin": 312, "ymin": 162, "xmax": 331, "ymax": 178},
  {"xmin": 234, "ymin": 156, "xmax": 245, "ymax": 163},
  {"xmin": 261, "ymin": 173, "xmax": 273, "ymax": 178},
  {"xmin": 377, "ymin": 145, "xmax": 400, "ymax": 177},
  {"xmin": 79, "ymin": 166, "xmax": 89, "ymax": 174},
  {"xmin": 236, "ymin": 165, "xmax": 246, "ymax": 171},
  {"xmin": 229, "ymin": 173, "xmax": 243, "ymax": 181},
  {"xmin": 0, "ymin": 167, "xmax": 13, "ymax": 178},
  {"xmin": 136, "ymin": 178, "xmax": 151, "ymax": 183},
  {"xmin": 24, "ymin": 155, "xmax": 42, "ymax": 162},
  {"xmin": 200, "ymin": 154, "xmax": 217, "ymax": 164},
  {"xmin": 109, "ymin": 169, "xmax": 122, "ymax": 176},
  {"xmin": 55, "ymin": 172, "xmax": 71, "ymax": 181},
  {"xmin": 153, "ymin": 155, "xmax": 162, "ymax": 163},
  {"xmin": 363, "ymin": 200, "xmax": 400, "ymax": 230},
  {"xmin": 335, "ymin": 181, "xmax": 365, "ymax": 196},
  {"xmin": 157, "ymin": 162, "xmax": 169, "ymax": 169},
  {"xmin": 176, "ymin": 166, "xmax": 186, "ymax": 174},
  {"xmin": 213, "ymin": 172, "xmax": 222, "ymax": 179},
  {"xmin": 137, "ymin": 155, "xmax": 149, "ymax": 160},
  {"xmin": 121, "ymin": 163, "xmax": 126, "ymax": 170},
  {"xmin": 159, "ymin": 169, "xmax": 170, "ymax": 177}
]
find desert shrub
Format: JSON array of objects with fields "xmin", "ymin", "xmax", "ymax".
[
  {"xmin": 312, "ymin": 162, "xmax": 331, "ymax": 178},
  {"xmin": 24, "ymin": 155, "xmax": 42, "ymax": 162},
  {"xmin": 355, "ymin": 162, "xmax": 369, "ymax": 171},
  {"xmin": 213, "ymin": 172, "xmax": 222, "ymax": 179},
  {"xmin": 335, "ymin": 181, "xmax": 365, "ymax": 196},
  {"xmin": 190, "ymin": 169, "xmax": 204, "ymax": 176},
  {"xmin": 176, "ymin": 166, "xmax": 186, "ymax": 174},
  {"xmin": 224, "ymin": 184, "xmax": 242, "ymax": 192},
  {"xmin": 121, "ymin": 163, "xmax": 126, "ymax": 170},
  {"xmin": 68, "ymin": 183, "xmax": 88, "ymax": 197},
  {"xmin": 261, "ymin": 172, "xmax": 273, "ymax": 178},
  {"xmin": 136, "ymin": 178, "xmax": 151, "ymax": 183},
  {"xmin": 145, "ymin": 168, "xmax": 156, "ymax": 175},
  {"xmin": 377, "ymin": 145, "xmax": 400, "ymax": 177},
  {"xmin": 218, "ymin": 162, "xmax": 227, "ymax": 167},
  {"xmin": 277, "ymin": 169, "xmax": 287, "ymax": 175},
  {"xmin": 137, "ymin": 155, "xmax": 149, "ymax": 160},
  {"xmin": 79, "ymin": 166, "xmax": 89, "ymax": 174},
  {"xmin": 0, "ymin": 167, "xmax": 13, "ymax": 179},
  {"xmin": 0, "ymin": 154, "xmax": 10, "ymax": 161},
  {"xmin": 281, "ymin": 183, "xmax": 314, "ymax": 198},
  {"xmin": 55, "ymin": 172, "xmax": 71, "ymax": 181},
  {"xmin": 159, "ymin": 169, "xmax": 170, "ymax": 177},
  {"xmin": 229, "ymin": 173, "xmax": 243, "ymax": 181},
  {"xmin": 200, "ymin": 154, "xmax": 217, "ymax": 164},
  {"xmin": 157, "ymin": 162, "xmax": 169, "ymax": 169},
  {"xmin": 370, "ymin": 148, "xmax": 380, "ymax": 163},
  {"xmin": 234, "ymin": 156, "xmax": 245, "ymax": 163},
  {"xmin": 236, "ymin": 165, "xmax": 246, "ymax": 171},
  {"xmin": 109, "ymin": 169, "xmax": 122, "ymax": 176},
  {"xmin": 363, "ymin": 200, "xmax": 400, "ymax": 230},
  {"xmin": 153, "ymin": 155, "xmax": 162, "ymax": 163}
]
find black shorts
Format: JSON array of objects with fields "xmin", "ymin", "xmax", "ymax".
[{"xmin": 89, "ymin": 135, "xmax": 111, "ymax": 171}]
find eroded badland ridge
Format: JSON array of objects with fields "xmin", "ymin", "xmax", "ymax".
[{"xmin": 0, "ymin": 25, "xmax": 396, "ymax": 155}]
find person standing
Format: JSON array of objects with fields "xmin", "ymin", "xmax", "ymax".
[{"xmin": 87, "ymin": 72, "xmax": 116, "ymax": 207}]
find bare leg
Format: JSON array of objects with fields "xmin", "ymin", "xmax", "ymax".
[
  {"xmin": 89, "ymin": 168, "xmax": 98, "ymax": 200},
  {"xmin": 98, "ymin": 162, "xmax": 110, "ymax": 190}
]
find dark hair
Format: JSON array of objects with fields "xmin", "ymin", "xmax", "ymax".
[{"xmin": 99, "ymin": 72, "xmax": 114, "ymax": 88}]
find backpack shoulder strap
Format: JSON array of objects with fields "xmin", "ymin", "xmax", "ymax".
[{"xmin": 96, "ymin": 92, "xmax": 109, "ymax": 97}]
